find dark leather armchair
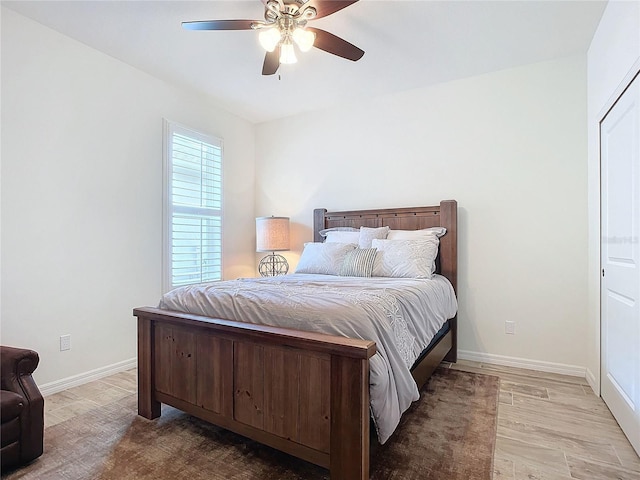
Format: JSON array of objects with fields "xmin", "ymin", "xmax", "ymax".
[{"xmin": 1, "ymin": 346, "xmax": 44, "ymax": 470}]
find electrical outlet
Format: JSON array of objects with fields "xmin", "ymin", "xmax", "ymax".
[
  {"xmin": 60, "ymin": 334, "xmax": 71, "ymax": 351},
  {"xmin": 505, "ymin": 321, "xmax": 515, "ymax": 335}
]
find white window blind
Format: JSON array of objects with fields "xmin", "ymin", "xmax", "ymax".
[{"xmin": 163, "ymin": 121, "xmax": 223, "ymax": 291}]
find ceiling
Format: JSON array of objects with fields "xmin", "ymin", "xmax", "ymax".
[{"xmin": 3, "ymin": 0, "xmax": 606, "ymax": 124}]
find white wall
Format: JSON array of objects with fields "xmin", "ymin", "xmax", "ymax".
[
  {"xmin": 586, "ymin": 0, "xmax": 640, "ymax": 393},
  {"xmin": 1, "ymin": 8, "xmax": 256, "ymax": 387},
  {"xmin": 256, "ymin": 55, "xmax": 589, "ymax": 372},
  {"xmin": 0, "ymin": 5, "xmax": 596, "ymax": 387}
]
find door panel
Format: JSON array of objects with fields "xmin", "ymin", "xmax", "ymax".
[{"xmin": 601, "ymin": 72, "xmax": 640, "ymax": 455}]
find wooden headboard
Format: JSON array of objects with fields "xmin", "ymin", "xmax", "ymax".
[{"xmin": 313, "ymin": 200, "xmax": 457, "ymax": 293}]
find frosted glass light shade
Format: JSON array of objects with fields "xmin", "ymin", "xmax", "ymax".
[
  {"xmin": 292, "ymin": 28, "xmax": 315, "ymax": 52},
  {"xmin": 279, "ymin": 42, "xmax": 297, "ymax": 64},
  {"xmin": 256, "ymin": 216, "xmax": 290, "ymax": 252},
  {"xmin": 259, "ymin": 28, "xmax": 282, "ymax": 52}
]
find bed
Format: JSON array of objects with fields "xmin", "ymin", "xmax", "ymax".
[{"xmin": 133, "ymin": 200, "xmax": 457, "ymax": 480}]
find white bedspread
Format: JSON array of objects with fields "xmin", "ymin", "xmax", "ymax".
[{"xmin": 159, "ymin": 273, "xmax": 458, "ymax": 444}]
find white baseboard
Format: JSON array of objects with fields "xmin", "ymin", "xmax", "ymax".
[
  {"xmin": 585, "ymin": 368, "xmax": 599, "ymax": 396},
  {"xmin": 458, "ymin": 350, "xmax": 586, "ymax": 378},
  {"xmin": 37, "ymin": 353, "xmax": 589, "ymax": 396},
  {"xmin": 39, "ymin": 358, "xmax": 137, "ymax": 397}
]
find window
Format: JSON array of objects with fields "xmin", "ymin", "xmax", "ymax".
[{"xmin": 163, "ymin": 120, "xmax": 223, "ymax": 292}]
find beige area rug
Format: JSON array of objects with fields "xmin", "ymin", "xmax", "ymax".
[{"xmin": 5, "ymin": 368, "xmax": 499, "ymax": 480}]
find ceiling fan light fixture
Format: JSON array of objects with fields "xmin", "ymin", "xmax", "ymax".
[
  {"xmin": 279, "ymin": 41, "xmax": 297, "ymax": 64},
  {"xmin": 292, "ymin": 27, "xmax": 315, "ymax": 52},
  {"xmin": 258, "ymin": 27, "xmax": 282, "ymax": 52},
  {"xmin": 182, "ymin": 0, "xmax": 364, "ymax": 75}
]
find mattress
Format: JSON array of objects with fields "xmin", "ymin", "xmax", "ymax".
[{"xmin": 159, "ymin": 273, "xmax": 458, "ymax": 444}]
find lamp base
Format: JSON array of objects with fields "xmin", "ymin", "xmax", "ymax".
[{"xmin": 258, "ymin": 253, "xmax": 289, "ymax": 277}]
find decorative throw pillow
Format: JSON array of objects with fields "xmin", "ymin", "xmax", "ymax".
[
  {"xmin": 387, "ymin": 226, "xmax": 446, "ymax": 240},
  {"xmin": 339, "ymin": 248, "xmax": 378, "ymax": 277},
  {"xmin": 295, "ymin": 242, "xmax": 357, "ymax": 275},
  {"xmin": 371, "ymin": 238, "xmax": 439, "ymax": 278},
  {"xmin": 359, "ymin": 226, "xmax": 390, "ymax": 248}
]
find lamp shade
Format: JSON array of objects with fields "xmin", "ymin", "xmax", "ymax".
[
  {"xmin": 258, "ymin": 27, "xmax": 281, "ymax": 52},
  {"xmin": 279, "ymin": 41, "xmax": 297, "ymax": 65},
  {"xmin": 256, "ymin": 216, "xmax": 290, "ymax": 252}
]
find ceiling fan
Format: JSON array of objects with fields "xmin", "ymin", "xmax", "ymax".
[{"xmin": 182, "ymin": 0, "xmax": 364, "ymax": 76}]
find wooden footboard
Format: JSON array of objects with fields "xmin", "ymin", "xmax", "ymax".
[{"xmin": 134, "ymin": 307, "xmax": 376, "ymax": 480}]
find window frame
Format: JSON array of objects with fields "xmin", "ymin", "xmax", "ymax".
[{"xmin": 162, "ymin": 119, "xmax": 224, "ymax": 293}]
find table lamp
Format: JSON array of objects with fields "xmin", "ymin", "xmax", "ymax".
[{"xmin": 256, "ymin": 216, "xmax": 290, "ymax": 277}]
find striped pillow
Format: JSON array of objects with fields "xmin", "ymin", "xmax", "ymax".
[{"xmin": 340, "ymin": 248, "xmax": 378, "ymax": 277}]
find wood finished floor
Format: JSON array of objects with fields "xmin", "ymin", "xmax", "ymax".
[
  {"xmin": 43, "ymin": 363, "xmax": 639, "ymax": 480},
  {"xmin": 449, "ymin": 361, "xmax": 640, "ymax": 480}
]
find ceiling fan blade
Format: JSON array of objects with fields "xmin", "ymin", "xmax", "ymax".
[
  {"xmin": 306, "ymin": 0, "xmax": 359, "ymax": 19},
  {"xmin": 182, "ymin": 20, "xmax": 257, "ymax": 31},
  {"xmin": 307, "ymin": 27, "xmax": 364, "ymax": 61},
  {"xmin": 262, "ymin": 48, "xmax": 280, "ymax": 75}
]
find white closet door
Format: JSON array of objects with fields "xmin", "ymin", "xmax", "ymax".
[{"xmin": 601, "ymin": 72, "xmax": 640, "ymax": 456}]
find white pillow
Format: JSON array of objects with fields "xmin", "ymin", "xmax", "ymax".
[
  {"xmin": 359, "ymin": 226, "xmax": 389, "ymax": 248},
  {"xmin": 371, "ymin": 238, "xmax": 439, "ymax": 278},
  {"xmin": 323, "ymin": 230, "xmax": 361, "ymax": 244},
  {"xmin": 295, "ymin": 242, "xmax": 357, "ymax": 275},
  {"xmin": 387, "ymin": 226, "xmax": 446, "ymax": 240}
]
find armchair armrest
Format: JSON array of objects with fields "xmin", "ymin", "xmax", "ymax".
[
  {"xmin": 0, "ymin": 345, "xmax": 44, "ymax": 467},
  {"xmin": 1, "ymin": 346, "xmax": 40, "ymax": 395}
]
